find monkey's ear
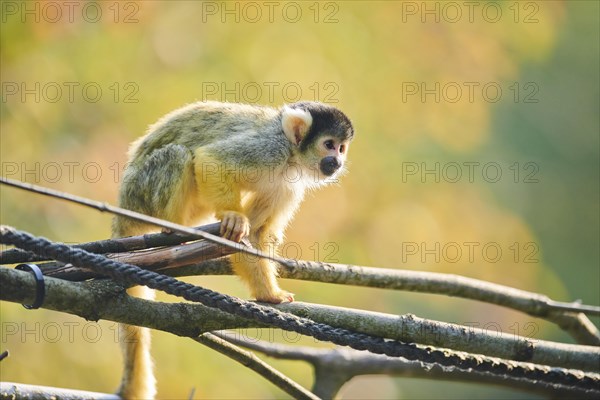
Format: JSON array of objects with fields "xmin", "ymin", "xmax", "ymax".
[{"xmin": 282, "ymin": 107, "xmax": 313, "ymax": 145}]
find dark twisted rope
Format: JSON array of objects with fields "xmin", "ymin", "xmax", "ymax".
[{"xmin": 1, "ymin": 226, "xmax": 598, "ymax": 394}]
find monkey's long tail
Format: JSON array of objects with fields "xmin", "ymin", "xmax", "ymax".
[{"xmin": 118, "ymin": 285, "xmax": 157, "ymax": 400}]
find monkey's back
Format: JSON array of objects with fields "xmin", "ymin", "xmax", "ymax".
[
  {"xmin": 128, "ymin": 102, "xmax": 282, "ymax": 164},
  {"xmin": 114, "ymin": 101, "xmax": 294, "ymax": 235}
]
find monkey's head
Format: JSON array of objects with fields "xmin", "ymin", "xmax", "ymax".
[{"xmin": 281, "ymin": 101, "xmax": 354, "ymax": 185}]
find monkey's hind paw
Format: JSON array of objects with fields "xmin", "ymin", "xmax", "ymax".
[
  {"xmin": 282, "ymin": 291, "xmax": 295, "ymax": 303},
  {"xmin": 256, "ymin": 290, "xmax": 295, "ymax": 304}
]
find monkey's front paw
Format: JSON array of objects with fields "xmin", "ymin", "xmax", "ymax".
[
  {"xmin": 256, "ymin": 289, "xmax": 295, "ymax": 304},
  {"xmin": 220, "ymin": 211, "xmax": 250, "ymax": 242}
]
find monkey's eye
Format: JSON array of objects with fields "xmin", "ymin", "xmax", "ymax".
[
  {"xmin": 340, "ymin": 144, "xmax": 346, "ymax": 154},
  {"xmin": 324, "ymin": 140, "xmax": 335, "ymax": 150}
]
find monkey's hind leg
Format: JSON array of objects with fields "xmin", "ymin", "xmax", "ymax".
[{"xmin": 230, "ymin": 231, "xmax": 294, "ymax": 304}]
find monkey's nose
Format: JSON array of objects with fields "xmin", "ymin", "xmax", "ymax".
[{"xmin": 320, "ymin": 156, "xmax": 341, "ymax": 176}]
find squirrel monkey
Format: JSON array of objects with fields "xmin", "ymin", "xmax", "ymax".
[{"xmin": 112, "ymin": 101, "xmax": 354, "ymax": 399}]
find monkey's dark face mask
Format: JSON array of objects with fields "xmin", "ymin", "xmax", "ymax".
[{"xmin": 320, "ymin": 156, "xmax": 343, "ymax": 176}]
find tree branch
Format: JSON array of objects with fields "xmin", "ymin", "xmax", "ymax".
[
  {"xmin": 0, "ymin": 382, "xmax": 120, "ymax": 400},
  {"xmin": 2, "ymin": 175, "xmax": 598, "ymax": 345},
  {"xmin": 176, "ymin": 258, "xmax": 600, "ymax": 346},
  {"xmin": 193, "ymin": 333, "xmax": 319, "ymax": 400},
  {"xmin": 0, "ymin": 265, "xmax": 254, "ymax": 336},
  {"xmin": 10, "ymin": 241, "xmax": 599, "ymax": 346},
  {"xmin": 0, "ymin": 223, "xmax": 222, "ymax": 264},
  {"xmin": 216, "ymin": 333, "xmax": 599, "ymax": 399},
  {"xmin": 2, "ymin": 266, "xmax": 598, "ymax": 373},
  {"xmin": 2, "ymin": 178, "xmax": 599, "ymax": 396}
]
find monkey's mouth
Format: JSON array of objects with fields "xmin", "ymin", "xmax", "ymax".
[{"xmin": 319, "ymin": 156, "xmax": 342, "ymax": 177}]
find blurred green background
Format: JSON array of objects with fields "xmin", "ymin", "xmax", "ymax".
[{"xmin": 1, "ymin": 1, "xmax": 598, "ymax": 398}]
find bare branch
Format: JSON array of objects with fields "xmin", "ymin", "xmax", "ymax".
[
  {"xmin": 271, "ymin": 302, "xmax": 600, "ymax": 372},
  {"xmin": 19, "ymin": 242, "xmax": 236, "ymax": 282},
  {"xmin": 13, "ymin": 241, "xmax": 600, "ymax": 346},
  {"xmin": 0, "ymin": 265, "xmax": 255, "ymax": 336},
  {"xmin": 0, "ymin": 223, "xmax": 222, "ymax": 264},
  {"xmin": 193, "ymin": 333, "xmax": 319, "ymax": 400},
  {"xmin": 2, "ymin": 266, "xmax": 598, "ymax": 373},
  {"xmin": 277, "ymin": 260, "xmax": 600, "ymax": 316},
  {"xmin": 0, "ymin": 382, "xmax": 120, "ymax": 400},
  {"xmin": 175, "ymin": 258, "xmax": 600, "ymax": 346},
  {"xmin": 218, "ymin": 334, "xmax": 599, "ymax": 399},
  {"xmin": 2, "ymin": 177, "xmax": 598, "ymax": 345},
  {"xmin": 2, "ymin": 177, "xmax": 599, "ymax": 396},
  {"xmin": 15, "ymin": 250, "xmax": 600, "ymax": 347}
]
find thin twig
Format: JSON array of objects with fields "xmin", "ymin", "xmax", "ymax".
[{"xmin": 193, "ymin": 333, "xmax": 319, "ymax": 400}]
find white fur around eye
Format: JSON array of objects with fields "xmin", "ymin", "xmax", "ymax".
[{"xmin": 282, "ymin": 107, "xmax": 313, "ymax": 145}]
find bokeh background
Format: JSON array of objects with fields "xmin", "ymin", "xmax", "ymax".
[{"xmin": 1, "ymin": 1, "xmax": 598, "ymax": 398}]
